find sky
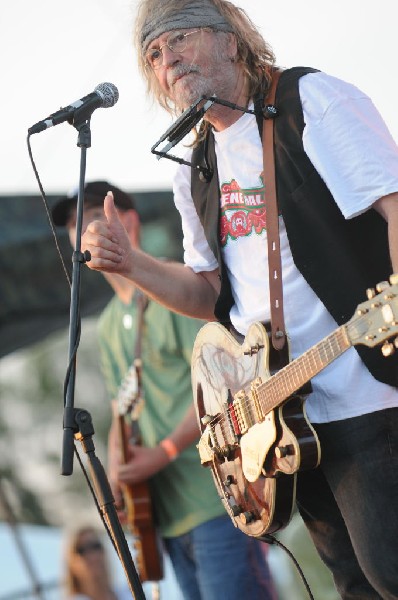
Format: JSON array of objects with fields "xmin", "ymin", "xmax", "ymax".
[{"xmin": 1, "ymin": 0, "xmax": 398, "ymax": 196}]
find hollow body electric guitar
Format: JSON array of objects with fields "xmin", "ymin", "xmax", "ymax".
[
  {"xmin": 192, "ymin": 277, "xmax": 398, "ymax": 538},
  {"xmin": 116, "ymin": 358, "xmax": 163, "ymax": 583}
]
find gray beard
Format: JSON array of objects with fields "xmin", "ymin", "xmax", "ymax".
[
  {"xmin": 174, "ymin": 74, "xmax": 214, "ymax": 108},
  {"xmin": 169, "ymin": 59, "xmax": 235, "ymax": 110}
]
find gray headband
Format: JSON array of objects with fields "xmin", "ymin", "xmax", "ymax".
[{"xmin": 141, "ymin": 0, "xmax": 234, "ymax": 52}]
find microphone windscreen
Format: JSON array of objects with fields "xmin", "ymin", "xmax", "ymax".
[{"xmin": 95, "ymin": 82, "xmax": 119, "ymax": 108}]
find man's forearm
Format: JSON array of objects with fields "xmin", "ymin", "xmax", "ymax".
[
  {"xmin": 127, "ymin": 250, "xmax": 219, "ymax": 321},
  {"xmin": 160, "ymin": 404, "xmax": 200, "ymax": 458}
]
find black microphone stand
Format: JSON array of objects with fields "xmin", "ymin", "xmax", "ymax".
[{"xmin": 60, "ymin": 110, "xmax": 145, "ymax": 600}]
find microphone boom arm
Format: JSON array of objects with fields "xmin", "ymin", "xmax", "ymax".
[
  {"xmin": 151, "ymin": 97, "xmax": 215, "ymax": 177},
  {"xmin": 151, "ymin": 95, "xmax": 264, "ymax": 179}
]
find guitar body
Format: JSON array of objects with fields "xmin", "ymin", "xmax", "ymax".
[
  {"xmin": 192, "ymin": 321, "xmax": 320, "ymax": 537},
  {"xmin": 122, "ymin": 477, "xmax": 163, "ymax": 582}
]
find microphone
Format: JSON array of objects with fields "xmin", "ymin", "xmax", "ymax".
[
  {"xmin": 28, "ymin": 82, "xmax": 119, "ymax": 135},
  {"xmin": 151, "ymin": 96, "xmax": 215, "ymax": 157}
]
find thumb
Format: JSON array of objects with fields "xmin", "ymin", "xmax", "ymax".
[{"xmin": 104, "ymin": 191, "xmax": 121, "ymax": 226}]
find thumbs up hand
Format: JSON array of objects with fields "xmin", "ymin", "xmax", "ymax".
[{"xmin": 82, "ymin": 191, "xmax": 132, "ymax": 276}]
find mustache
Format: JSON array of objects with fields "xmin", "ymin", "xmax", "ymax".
[{"xmin": 168, "ymin": 63, "xmax": 200, "ymax": 86}]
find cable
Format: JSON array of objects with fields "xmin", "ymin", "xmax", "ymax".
[
  {"xmin": 26, "ymin": 134, "xmax": 72, "ymax": 287},
  {"xmin": 26, "ymin": 133, "xmax": 115, "ymax": 550},
  {"xmin": 259, "ymin": 534, "xmax": 315, "ymax": 600}
]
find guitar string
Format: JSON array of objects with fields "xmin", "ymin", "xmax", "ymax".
[
  {"xmin": 206, "ymin": 294, "xmax": 394, "ymax": 436},
  {"xmin": 202, "ymin": 301, "xmax": 396, "ymax": 456},
  {"xmin": 245, "ymin": 327, "xmax": 348, "ymax": 419},
  {"xmin": 260, "ymin": 330, "xmax": 346, "ymax": 412},
  {"xmin": 204, "ymin": 324, "xmax": 353, "ymax": 441},
  {"xmin": 205, "ymin": 336, "xmax": 344, "ymax": 441},
  {"xmin": 203, "ymin": 305, "xmax": 388, "ymax": 442}
]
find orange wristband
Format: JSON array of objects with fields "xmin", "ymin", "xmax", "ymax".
[{"xmin": 159, "ymin": 438, "xmax": 179, "ymax": 461}]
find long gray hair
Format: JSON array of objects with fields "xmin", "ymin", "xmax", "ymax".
[{"xmin": 134, "ymin": 0, "xmax": 276, "ymax": 114}]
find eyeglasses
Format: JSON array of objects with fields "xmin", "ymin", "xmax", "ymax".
[
  {"xmin": 145, "ymin": 30, "xmax": 201, "ymax": 70},
  {"xmin": 75, "ymin": 541, "xmax": 103, "ymax": 556}
]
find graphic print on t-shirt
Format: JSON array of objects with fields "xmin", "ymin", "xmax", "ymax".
[{"xmin": 219, "ymin": 175, "xmax": 267, "ymax": 246}]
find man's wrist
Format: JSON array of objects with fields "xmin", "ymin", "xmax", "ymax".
[{"xmin": 159, "ymin": 438, "xmax": 179, "ymax": 461}]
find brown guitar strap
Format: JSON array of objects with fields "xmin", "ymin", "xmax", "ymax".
[{"xmin": 262, "ymin": 69, "xmax": 286, "ymax": 351}]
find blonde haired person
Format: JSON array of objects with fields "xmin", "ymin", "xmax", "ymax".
[{"xmin": 63, "ymin": 526, "xmax": 130, "ymax": 600}]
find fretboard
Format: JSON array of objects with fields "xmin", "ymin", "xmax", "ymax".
[{"xmin": 258, "ymin": 325, "xmax": 351, "ymax": 414}]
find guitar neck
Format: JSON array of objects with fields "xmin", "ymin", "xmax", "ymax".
[
  {"xmin": 117, "ymin": 415, "xmax": 130, "ymax": 465},
  {"xmin": 258, "ymin": 325, "xmax": 351, "ymax": 414}
]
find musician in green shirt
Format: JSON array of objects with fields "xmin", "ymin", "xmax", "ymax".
[
  {"xmin": 52, "ymin": 179, "xmax": 276, "ymax": 600},
  {"xmin": 98, "ymin": 292, "xmax": 223, "ymax": 539}
]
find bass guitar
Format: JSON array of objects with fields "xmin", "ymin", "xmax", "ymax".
[{"xmin": 192, "ymin": 276, "xmax": 398, "ymax": 538}]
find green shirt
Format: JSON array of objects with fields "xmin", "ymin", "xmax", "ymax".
[{"xmin": 97, "ymin": 295, "xmax": 225, "ymax": 537}]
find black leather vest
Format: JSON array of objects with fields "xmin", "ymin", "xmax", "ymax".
[{"xmin": 190, "ymin": 67, "xmax": 397, "ymax": 387}]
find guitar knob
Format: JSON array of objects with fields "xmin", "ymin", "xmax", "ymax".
[
  {"xmin": 220, "ymin": 444, "xmax": 237, "ymax": 460},
  {"xmin": 240, "ymin": 511, "xmax": 257, "ymax": 524},
  {"xmin": 366, "ymin": 288, "xmax": 376, "ymax": 299},
  {"xmin": 201, "ymin": 414, "xmax": 213, "ymax": 426},
  {"xmin": 390, "ymin": 274, "xmax": 398, "ymax": 285},
  {"xmin": 275, "ymin": 444, "xmax": 294, "ymax": 458},
  {"xmin": 376, "ymin": 281, "xmax": 390, "ymax": 292},
  {"xmin": 230, "ymin": 504, "xmax": 243, "ymax": 516},
  {"xmin": 223, "ymin": 475, "xmax": 235, "ymax": 487},
  {"xmin": 381, "ymin": 342, "xmax": 395, "ymax": 357}
]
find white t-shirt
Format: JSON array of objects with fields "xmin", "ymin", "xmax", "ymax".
[{"xmin": 173, "ymin": 70, "xmax": 398, "ymax": 423}]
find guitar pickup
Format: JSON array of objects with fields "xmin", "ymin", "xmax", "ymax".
[{"xmin": 233, "ymin": 389, "xmax": 258, "ymax": 433}]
